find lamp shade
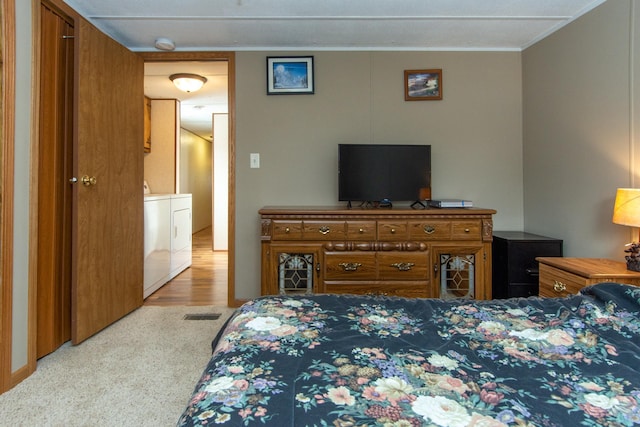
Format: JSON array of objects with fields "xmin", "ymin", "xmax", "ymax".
[
  {"xmin": 169, "ymin": 73, "xmax": 207, "ymax": 93},
  {"xmin": 612, "ymin": 188, "xmax": 640, "ymax": 227}
]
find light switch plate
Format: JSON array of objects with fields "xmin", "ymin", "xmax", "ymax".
[{"xmin": 250, "ymin": 153, "xmax": 260, "ymax": 168}]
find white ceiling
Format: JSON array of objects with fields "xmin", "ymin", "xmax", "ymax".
[
  {"xmin": 62, "ymin": 0, "xmax": 606, "ymax": 52},
  {"xmin": 63, "ymin": 0, "xmax": 607, "ymax": 140}
]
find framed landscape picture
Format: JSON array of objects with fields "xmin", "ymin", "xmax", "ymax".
[
  {"xmin": 404, "ymin": 69, "xmax": 442, "ymax": 101},
  {"xmin": 267, "ymin": 56, "xmax": 315, "ymax": 95}
]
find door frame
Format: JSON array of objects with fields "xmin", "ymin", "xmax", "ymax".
[
  {"xmin": 138, "ymin": 51, "xmax": 237, "ymax": 307},
  {"xmin": 1, "ymin": 0, "xmax": 18, "ymax": 393}
]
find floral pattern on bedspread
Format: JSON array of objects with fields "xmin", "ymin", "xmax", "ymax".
[
  {"xmin": 211, "ymin": 297, "xmax": 338, "ymax": 356},
  {"xmin": 433, "ymin": 296, "xmax": 633, "ymax": 369},
  {"xmin": 178, "ymin": 283, "xmax": 640, "ymax": 427},
  {"xmin": 346, "ymin": 303, "xmax": 423, "ymax": 338}
]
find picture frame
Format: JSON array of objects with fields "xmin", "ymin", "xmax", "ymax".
[
  {"xmin": 404, "ymin": 69, "xmax": 442, "ymax": 101},
  {"xmin": 267, "ymin": 56, "xmax": 315, "ymax": 95}
]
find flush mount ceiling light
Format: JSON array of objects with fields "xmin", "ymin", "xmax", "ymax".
[{"xmin": 169, "ymin": 73, "xmax": 208, "ymax": 93}]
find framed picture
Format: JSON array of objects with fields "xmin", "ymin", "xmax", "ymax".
[
  {"xmin": 404, "ymin": 69, "xmax": 442, "ymax": 101},
  {"xmin": 267, "ymin": 56, "xmax": 315, "ymax": 95}
]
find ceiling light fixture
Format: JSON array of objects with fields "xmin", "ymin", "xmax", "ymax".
[{"xmin": 169, "ymin": 73, "xmax": 208, "ymax": 93}]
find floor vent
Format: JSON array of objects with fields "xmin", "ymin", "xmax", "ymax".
[{"xmin": 183, "ymin": 313, "xmax": 221, "ymax": 320}]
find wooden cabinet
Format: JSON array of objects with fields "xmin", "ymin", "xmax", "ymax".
[
  {"xmin": 260, "ymin": 206, "xmax": 496, "ymax": 299},
  {"xmin": 537, "ymin": 257, "xmax": 640, "ymax": 298}
]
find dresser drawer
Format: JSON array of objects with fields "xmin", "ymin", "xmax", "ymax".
[
  {"xmin": 303, "ymin": 221, "xmax": 346, "ymax": 240},
  {"xmin": 378, "ymin": 221, "xmax": 408, "ymax": 240},
  {"xmin": 323, "ymin": 282, "xmax": 430, "ymax": 298},
  {"xmin": 325, "ymin": 252, "xmax": 376, "ymax": 280},
  {"xmin": 539, "ymin": 264, "xmax": 586, "ymax": 298},
  {"xmin": 378, "ymin": 252, "xmax": 428, "ymax": 280},
  {"xmin": 346, "ymin": 221, "xmax": 377, "ymax": 240},
  {"xmin": 408, "ymin": 220, "xmax": 451, "ymax": 240},
  {"xmin": 451, "ymin": 220, "xmax": 482, "ymax": 240},
  {"xmin": 272, "ymin": 220, "xmax": 303, "ymax": 240}
]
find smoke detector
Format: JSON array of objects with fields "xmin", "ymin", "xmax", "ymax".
[{"xmin": 154, "ymin": 38, "xmax": 175, "ymax": 51}]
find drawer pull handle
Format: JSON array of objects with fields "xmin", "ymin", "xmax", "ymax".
[
  {"xmin": 390, "ymin": 228, "xmax": 396, "ymax": 234},
  {"xmin": 359, "ymin": 228, "xmax": 364, "ymax": 233},
  {"xmin": 285, "ymin": 227, "xmax": 290, "ymax": 233},
  {"xmin": 391, "ymin": 262, "xmax": 414, "ymax": 271},
  {"xmin": 339, "ymin": 262, "xmax": 362, "ymax": 272},
  {"xmin": 553, "ymin": 281, "xmax": 567, "ymax": 292},
  {"xmin": 424, "ymin": 225, "xmax": 435, "ymax": 234},
  {"xmin": 464, "ymin": 228, "xmax": 470, "ymax": 233},
  {"xmin": 319, "ymin": 226, "xmax": 331, "ymax": 235}
]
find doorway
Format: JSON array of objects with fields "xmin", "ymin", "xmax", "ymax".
[{"xmin": 138, "ymin": 52, "xmax": 237, "ymax": 307}]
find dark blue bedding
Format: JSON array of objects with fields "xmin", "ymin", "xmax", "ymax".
[{"xmin": 178, "ymin": 283, "xmax": 640, "ymax": 426}]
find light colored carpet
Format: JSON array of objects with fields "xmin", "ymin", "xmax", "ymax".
[{"xmin": 0, "ymin": 305, "xmax": 236, "ymax": 426}]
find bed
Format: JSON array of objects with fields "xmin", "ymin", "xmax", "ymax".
[{"xmin": 177, "ymin": 282, "xmax": 640, "ymax": 426}]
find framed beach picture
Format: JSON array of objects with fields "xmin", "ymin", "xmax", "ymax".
[
  {"xmin": 404, "ymin": 69, "xmax": 442, "ymax": 101},
  {"xmin": 267, "ymin": 56, "xmax": 315, "ymax": 95}
]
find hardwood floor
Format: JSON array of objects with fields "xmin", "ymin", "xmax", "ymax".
[{"xmin": 144, "ymin": 227, "xmax": 228, "ymax": 306}]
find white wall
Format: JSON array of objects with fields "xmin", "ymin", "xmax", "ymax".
[
  {"xmin": 179, "ymin": 128, "xmax": 213, "ymax": 233},
  {"xmin": 213, "ymin": 114, "xmax": 228, "ymax": 250},
  {"xmin": 235, "ymin": 51, "xmax": 523, "ymax": 299},
  {"xmin": 523, "ymin": 0, "xmax": 639, "ymax": 258}
]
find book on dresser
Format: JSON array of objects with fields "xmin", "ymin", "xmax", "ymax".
[{"xmin": 427, "ymin": 199, "xmax": 474, "ymax": 208}]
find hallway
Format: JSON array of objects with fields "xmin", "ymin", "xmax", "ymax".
[{"xmin": 143, "ymin": 227, "xmax": 228, "ymax": 306}]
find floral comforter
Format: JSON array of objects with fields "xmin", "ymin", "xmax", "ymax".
[{"xmin": 177, "ymin": 283, "xmax": 640, "ymax": 426}]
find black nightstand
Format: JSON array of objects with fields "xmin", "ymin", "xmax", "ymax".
[{"xmin": 492, "ymin": 231, "xmax": 563, "ymax": 299}]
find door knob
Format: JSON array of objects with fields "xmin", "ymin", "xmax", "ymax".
[{"xmin": 81, "ymin": 175, "xmax": 97, "ymax": 186}]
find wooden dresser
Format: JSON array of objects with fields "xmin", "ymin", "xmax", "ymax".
[
  {"xmin": 537, "ymin": 257, "xmax": 640, "ymax": 298},
  {"xmin": 260, "ymin": 206, "xmax": 496, "ymax": 299}
]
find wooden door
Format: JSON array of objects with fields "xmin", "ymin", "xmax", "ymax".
[
  {"xmin": 37, "ymin": 3, "xmax": 74, "ymax": 358},
  {"xmin": 71, "ymin": 18, "xmax": 144, "ymax": 344}
]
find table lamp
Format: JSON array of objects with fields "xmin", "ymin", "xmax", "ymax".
[{"xmin": 612, "ymin": 188, "xmax": 640, "ymax": 271}]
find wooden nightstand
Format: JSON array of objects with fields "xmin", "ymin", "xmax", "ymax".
[{"xmin": 536, "ymin": 257, "xmax": 640, "ymax": 298}]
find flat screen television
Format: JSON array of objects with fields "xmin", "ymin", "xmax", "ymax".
[{"xmin": 338, "ymin": 144, "xmax": 431, "ymax": 205}]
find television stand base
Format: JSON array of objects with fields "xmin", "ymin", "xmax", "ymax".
[{"xmin": 346, "ymin": 201, "xmax": 394, "ymax": 209}]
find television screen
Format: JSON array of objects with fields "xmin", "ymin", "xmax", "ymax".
[{"xmin": 338, "ymin": 144, "xmax": 431, "ymax": 204}]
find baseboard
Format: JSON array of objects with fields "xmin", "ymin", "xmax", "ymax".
[{"xmin": 10, "ymin": 363, "xmax": 33, "ymax": 390}]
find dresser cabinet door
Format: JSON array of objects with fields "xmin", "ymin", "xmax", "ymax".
[
  {"xmin": 432, "ymin": 246, "xmax": 485, "ymax": 299},
  {"xmin": 263, "ymin": 245, "xmax": 322, "ymax": 295}
]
